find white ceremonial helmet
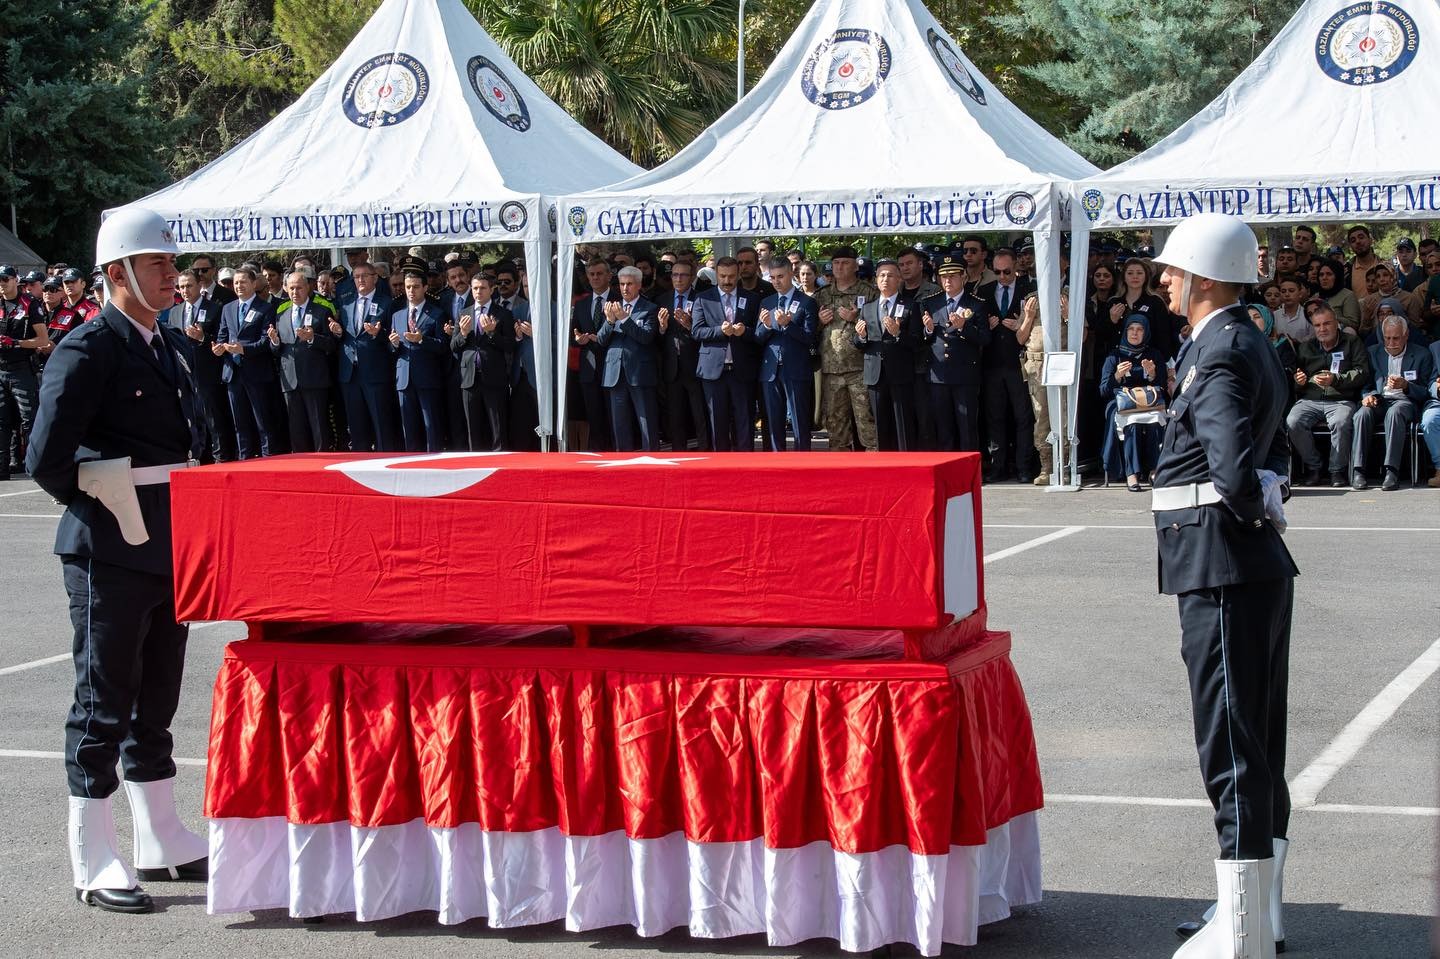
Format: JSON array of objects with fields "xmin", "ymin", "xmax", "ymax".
[
  {"xmin": 1153, "ymin": 212, "xmax": 1258, "ymax": 284},
  {"xmin": 95, "ymin": 208, "xmax": 180, "ymax": 314}
]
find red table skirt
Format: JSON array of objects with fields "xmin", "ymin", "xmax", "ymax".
[{"xmin": 204, "ymin": 628, "xmax": 1043, "ymax": 953}]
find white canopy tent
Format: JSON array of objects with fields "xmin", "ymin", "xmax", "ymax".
[
  {"xmin": 1066, "ymin": 0, "xmax": 1440, "ymax": 483},
  {"xmin": 110, "ymin": 0, "xmax": 641, "ymax": 449},
  {"xmin": 556, "ymin": 0, "xmax": 1098, "ymax": 473}
]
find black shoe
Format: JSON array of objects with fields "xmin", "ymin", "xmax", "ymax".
[
  {"xmin": 1381, "ymin": 469, "xmax": 1400, "ymax": 491},
  {"xmin": 1127, "ymin": 482, "xmax": 1143, "ymax": 492},
  {"xmin": 1017, "ymin": 473, "xmax": 1036, "ymax": 484},
  {"xmin": 1300, "ymin": 468, "xmax": 1322, "ymax": 487},
  {"xmin": 1351, "ymin": 472, "xmax": 1368, "ymax": 491},
  {"xmin": 76, "ymin": 886, "xmax": 154, "ymax": 914},
  {"xmin": 1330, "ymin": 472, "xmax": 1347, "ymax": 488},
  {"xmin": 136, "ymin": 857, "xmax": 208, "ymax": 882}
]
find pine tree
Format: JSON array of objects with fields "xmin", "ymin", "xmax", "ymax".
[
  {"xmin": 997, "ymin": 0, "xmax": 1300, "ymax": 164},
  {"xmin": 0, "ymin": 0, "xmax": 176, "ymax": 263}
]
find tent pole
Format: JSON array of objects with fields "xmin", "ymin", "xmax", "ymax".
[
  {"xmin": 736, "ymin": 1, "xmax": 747, "ymax": 102},
  {"xmin": 1065, "ymin": 207, "xmax": 1091, "ymax": 490}
]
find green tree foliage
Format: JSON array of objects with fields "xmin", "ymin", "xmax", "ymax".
[
  {"xmin": 468, "ymin": 0, "xmax": 735, "ymax": 166},
  {"xmin": 996, "ymin": 0, "xmax": 1300, "ymax": 165},
  {"xmin": 0, "ymin": 0, "xmax": 177, "ymax": 262}
]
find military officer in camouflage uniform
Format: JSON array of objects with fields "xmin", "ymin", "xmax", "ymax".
[{"xmin": 815, "ymin": 246, "xmax": 878, "ymax": 451}]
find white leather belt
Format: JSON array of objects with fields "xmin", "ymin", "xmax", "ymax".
[
  {"xmin": 1151, "ymin": 481, "xmax": 1222, "ymax": 512},
  {"xmin": 131, "ymin": 461, "xmax": 196, "ymax": 486}
]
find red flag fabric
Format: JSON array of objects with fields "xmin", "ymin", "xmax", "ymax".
[{"xmin": 171, "ymin": 452, "xmax": 984, "ymax": 630}]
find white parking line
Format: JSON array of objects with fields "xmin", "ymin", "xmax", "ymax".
[
  {"xmin": 1289, "ymin": 636, "xmax": 1440, "ymax": 807},
  {"xmin": 1045, "ymin": 793, "xmax": 1438, "ymax": 816},
  {"xmin": 984, "ymin": 523, "xmax": 1440, "ymax": 532},
  {"xmin": 0, "ymin": 486, "xmax": 45, "ymax": 498},
  {"xmin": 0, "ymin": 513, "xmax": 62, "ymax": 519},
  {"xmin": 0, "ymin": 653, "xmax": 71, "ymax": 676},
  {"xmin": 983, "ymin": 526, "xmax": 1084, "ymax": 564}
]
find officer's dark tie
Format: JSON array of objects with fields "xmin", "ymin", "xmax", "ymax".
[
  {"xmin": 999, "ymin": 286, "xmax": 1011, "ymax": 316},
  {"xmin": 1175, "ymin": 337, "xmax": 1193, "ymax": 370},
  {"xmin": 149, "ymin": 331, "xmax": 172, "ymax": 380}
]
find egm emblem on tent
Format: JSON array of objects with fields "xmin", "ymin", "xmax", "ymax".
[
  {"xmin": 547, "ymin": 204, "xmax": 558, "ymax": 235},
  {"xmin": 568, "ymin": 206, "xmax": 587, "ymax": 238},
  {"xmin": 468, "ymin": 56, "xmax": 531, "ymax": 131},
  {"xmin": 799, "ymin": 29, "xmax": 892, "ymax": 110},
  {"xmin": 499, "ymin": 201, "xmax": 528, "ymax": 233},
  {"xmin": 1315, "ymin": 2, "xmax": 1419, "ymax": 85},
  {"xmin": 1005, "ymin": 191, "xmax": 1037, "ymax": 226},
  {"xmin": 342, "ymin": 53, "xmax": 430, "ymax": 128},
  {"xmin": 925, "ymin": 29, "xmax": 986, "ymax": 105},
  {"xmin": 1081, "ymin": 189, "xmax": 1105, "ymax": 222}
]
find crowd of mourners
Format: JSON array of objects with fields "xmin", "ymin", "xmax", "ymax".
[{"xmin": 1, "ymin": 222, "xmax": 1437, "ymax": 491}]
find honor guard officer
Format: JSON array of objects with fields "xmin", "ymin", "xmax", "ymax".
[
  {"xmin": 1150, "ymin": 213, "xmax": 1298, "ymax": 959},
  {"xmin": 25, "ymin": 208, "xmax": 208, "ymax": 915}
]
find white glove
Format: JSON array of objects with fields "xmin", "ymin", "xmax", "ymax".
[{"xmin": 1256, "ymin": 469, "xmax": 1287, "ymax": 534}]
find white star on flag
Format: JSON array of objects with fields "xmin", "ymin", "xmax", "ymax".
[{"xmin": 591, "ymin": 456, "xmax": 708, "ymax": 468}]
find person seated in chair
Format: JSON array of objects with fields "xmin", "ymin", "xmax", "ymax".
[
  {"xmin": 1351, "ymin": 315, "xmax": 1435, "ymax": 490},
  {"xmin": 1287, "ymin": 304, "xmax": 1371, "ymax": 487},
  {"xmin": 1100, "ymin": 314, "xmax": 1167, "ymax": 491}
]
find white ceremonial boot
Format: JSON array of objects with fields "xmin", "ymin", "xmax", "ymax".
[
  {"xmin": 1179, "ymin": 839, "xmax": 1288, "ymax": 952},
  {"xmin": 70, "ymin": 796, "xmax": 151, "ymax": 913},
  {"xmin": 123, "ymin": 777, "xmax": 209, "ymax": 881},
  {"xmin": 1173, "ymin": 858, "xmax": 1275, "ymax": 959}
]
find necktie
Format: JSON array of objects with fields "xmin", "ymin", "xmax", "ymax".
[
  {"xmin": 624, "ymin": 302, "xmax": 633, "ymax": 314},
  {"xmin": 294, "ymin": 305, "xmax": 305, "ymax": 335},
  {"xmin": 949, "ymin": 298, "xmax": 959, "ymax": 314},
  {"xmin": 999, "ymin": 287, "xmax": 1011, "ymax": 316},
  {"xmin": 593, "ymin": 296, "xmax": 604, "ymax": 324},
  {"xmin": 358, "ymin": 296, "xmax": 368, "ymax": 329},
  {"xmin": 149, "ymin": 332, "xmax": 171, "ymax": 379},
  {"xmin": 723, "ymin": 294, "xmax": 734, "ymax": 364},
  {"xmin": 184, "ymin": 303, "xmax": 193, "ymax": 327},
  {"xmin": 408, "ymin": 307, "xmax": 417, "ymax": 333}
]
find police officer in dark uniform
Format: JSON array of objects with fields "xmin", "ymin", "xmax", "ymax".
[
  {"xmin": 26, "ymin": 208, "xmax": 208, "ymax": 915},
  {"xmin": 1149, "ymin": 213, "xmax": 1297, "ymax": 959},
  {"xmin": 921, "ymin": 254, "xmax": 991, "ymax": 452},
  {"xmin": 1, "ymin": 263, "xmax": 50, "ymax": 479}
]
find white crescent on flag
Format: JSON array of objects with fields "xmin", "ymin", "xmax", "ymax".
[{"xmin": 325, "ymin": 452, "xmax": 516, "ymax": 497}]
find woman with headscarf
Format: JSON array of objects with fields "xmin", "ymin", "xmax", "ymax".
[
  {"xmin": 1316, "ymin": 257, "xmax": 1360, "ymax": 332},
  {"xmin": 1247, "ymin": 303, "xmax": 1298, "ymax": 411},
  {"xmin": 1106, "ymin": 258, "xmax": 1179, "ymax": 360},
  {"xmin": 1100, "ymin": 313, "xmax": 1167, "ymax": 491},
  {"xmin": 1077, "ymin": 264, "xmax": 1119, "ymax": 475}
]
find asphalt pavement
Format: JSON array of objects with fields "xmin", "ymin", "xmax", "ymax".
[{"xmin": 0, "ymin": 476, "xmax": 1434, "ymax": 958}]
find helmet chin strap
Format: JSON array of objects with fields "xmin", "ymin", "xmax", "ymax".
[
  {"xmin": 120, "ymin": 257, "xmax": 164, "ymax": 316},
  {"xmin": 1179, "ymin": 270, "xmax": 1194, "ymax": 322}
]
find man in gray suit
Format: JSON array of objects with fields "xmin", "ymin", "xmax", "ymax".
[
  {"xmin": 853, "ymin": 260, "xmax": 921, "ymax": 450},
  {"xmin": 596, "ymin": 266, "xmax": 660, "ymax": 451},
  {"xmin": 270, "ymin": 270, "xmax": 337, "ymax": 452}
]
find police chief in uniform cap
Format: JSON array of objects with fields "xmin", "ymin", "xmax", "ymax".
[
  {"xmin": 1149, "ymin": 213, "xmax": 1297, "ymax": 959},
  {"xmin": 26, "ymin": 208, "xmax": 208, "ymax": 914},
  {"xmin": 921, "ymin": 254, "xmax": 991, "ymax": 452}
]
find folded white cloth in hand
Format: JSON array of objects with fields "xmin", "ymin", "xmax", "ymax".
[{"xmin": 1257, "ymin": 469, "xmax": 1287, "ymax": 533}]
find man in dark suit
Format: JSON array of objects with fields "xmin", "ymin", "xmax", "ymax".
[
  {"xmin": 452, "ymin": 272, "xmax": 514, "ymax": 451},
  {"xmin": 980, "ymin": 249, "xmax": 1036, "ymax": 481},
  {"xmin": 495, "ymin": 262, "xmax": 539, "ymax": 450},
  {"xmin": 922, "ymin": 255, "xmax": 991, "ymax": 452},
  {"xmin": 172, "ymin": 269, "xmax": 235, "ymax": 462},
  {"xmin": 216, "ymin": 265, "xmax": 280, "ymax": 458},
  {"xmin": 853, "ymin": 260, "xmax": 920, "ymax": 451},
  {"xmin": 693, "ymin": 257, "xmax": 761, "ymax": 451},
  {"xmin": 1152, "ymin": 214, "xmax": 1295, "ymax": 956},
  {"xmin": 331, "ymin": 261, "xmax": 399, "ymax": 451},
  {"xmin": 571, "ymin": 259, "xmax": 616, "ymax": 450},
  {"xmin": 389, "ymin": 258, "xmax": 448, "ymax": 452},
  {"xmin": 437, "ymin": 256, "xmax": 474, "ymax": 450},
  {"xmin": 596, "ymin": 266, "xmax": 660, "ymax": 451},
  {"xmin": 658, "ymin": 260, "xmax": 709, "ymax": 451},
  {"xmin": 898, "ymin": 246, "xmax": 941, "ymax": 449},
  {"xmin": 27, "ymin": 209, "xmax": 208, "ymax": 913},
  {"xmin": 271, "ymin": 269, "xmax": 337, "ymax": 452},
  {"xmin": 189, "ymin": 254, "xmax": 235, "ymax": 306},
  {"xmin": 756, "ymin": 257, "xmax": 817, "ymax": 451}
]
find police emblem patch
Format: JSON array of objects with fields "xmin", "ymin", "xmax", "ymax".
[
  {"xmin": 547, "ymin": 204, "xmax": 558, "ymax": 236},
  {"xmin": 468, "ymin": 56, "xmax": 531, "ymax": 131},
  {"xmin": 342, "ymin": 53, "xmax": 430, "ymax": 128},
  {"xmin": 1004, "ymin": 191, "xmax": 1037, "ymax": 226},
  {"xmin": 1081, "ymin": 189, "xmax": 1105, "ymax": 223},
  {"xmin": 1181, "ymin": 366, "xmax": 1196, "ymax": 394},
  {"xmin": 499, "ymin": 201, "xmax": 528, "ymax": 233},
  {"xmin": 1315, "ymin": 2, "xmax": 1419, "ymax": 85},
  {"xmin": 567, "ymin": 206, "xmax": 587, "ymax": 239},
  {"xmin": 925, "ymin": 29, "xmax": 986, "ymax": 105},
  {"xmin": 799, "ymin": 29, "xmax": 892, "ymax": 110}
]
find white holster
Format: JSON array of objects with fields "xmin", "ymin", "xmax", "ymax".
[{"xmin": 77, "ymin": 458, "xmax": 149, "ymax": 546}]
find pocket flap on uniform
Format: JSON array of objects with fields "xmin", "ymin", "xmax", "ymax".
[{"xmin": 1156, "ymin": 506, "xmax": 1202, "ymax": 530}]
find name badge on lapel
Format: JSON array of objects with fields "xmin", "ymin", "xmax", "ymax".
[
  {"xmin": 737, "ymin": 297, "xmax": 748, "ymax": 310},
  {"xmin": 1181, "ymin": 366, "xmax": 1197, "ymax": 394},
  {"xmin": 1404, "ymin": 370, "xmax": 1417, "ymax": 381}
]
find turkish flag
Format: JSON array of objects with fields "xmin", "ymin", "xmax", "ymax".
[{"xmin": 171, "ymin": 452, "xmax": 983, "ymax": 629}]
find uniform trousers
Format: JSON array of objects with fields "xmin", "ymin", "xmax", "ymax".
[
  {"xmin": 911, "ymin": 370, "xmax": 935, "ymax": 450},
  {"xmin": 63, "ymin": 556, "xmax": 188, "ymax": 799},
  {"xmin": 1178, "ymin": 576, "xmax": 1293, "ymax": 860},
  {"xmin": 508, "ymin": 379, "xmax": 540, "ymax": 451},
  {"xmin": 820, "ymin": 370, "xmax": 877, "ymax": 451},
  {"xmin": 283, "ymin": 386, "xmax": 331, "ymax": 453},
  {"xmin": 398, "ymin": 386, "xmax": 444, "ymax": 452},
  {"xmin": 0, "ymin": 364, "xmax": 38, "ymax": 475},
  {"xmin": 931, "ymin": 382, "xmax": 981, "ymax": 452}
]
